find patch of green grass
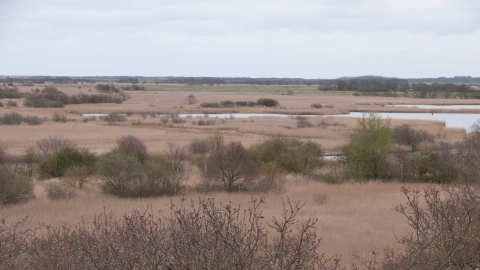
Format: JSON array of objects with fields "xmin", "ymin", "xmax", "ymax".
[{"xmin": 142, "ymin": 84, "xmax": 352, "ymax": 95}]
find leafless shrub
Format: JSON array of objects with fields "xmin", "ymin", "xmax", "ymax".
[
  {"xmin": 188, "ymin": 138, "xmax": 210, "ymax": 156},
  {"xmin": 6, "ymin": 100, "xmax": 17, "ymax": 107},
  {"xmin": 296, "ymin": 116, "xmax": 313, "ymax": 128},
  {"xmin": 0, "ymin": 165, "xmax": 35, "ymax": 205},
  {"xmin": 116, "ymin": 135, "xmax": 147, "ymax": 157},
  {"xmin": 197, "ymin": 119, "xmax": 216, "ymax": 125},
  {"xmin": 64, "ymin": 166, "xmax": 90, "ymax": 189},
  {"xmin": 20, "ymin": 147, "xmax": 40, "ymax": 179},
  {"xmin": 97, "ymin": 152, "xmax": 146, "ymax": 197},
  {"xmin": 24, "ymin": 115, "xmax": 44, "ymax": 125},
  {"xmin": 0, "ymin": 196, "xmax": 342, "ymax": 269},
  {"xmin": 116, "ymin": 90, "xmax": 131, "ymax": 102},
  {"xmin": 382, "ymin": 185, "xmax": 480, "ymax": 269},
  {"xmin": 1, "ymin": 112, "xmax": 23, "ymax": 125},
  {"xmin": 207, "ymin": 141, "xmax": 259, "ymax": 192},
  {"xmin": 46, "ymin": 182, "xmax": 75, "ymax": 200},
  {"xmin": 185, "ymin": 94, "xmax": 198, "ymax": 104},
  {"xmin": 36, "ymin": 136, "xmax": 77, "ymax": 157},
  {"xmin": 160, "ymin": 142, "xmax": 187, "ymax": 195},
  {"xmin": 394, "ymin": 124, "xmax": 434, "ymax": 152},
  {"xmin": 311, "ymin": 103, "xmax": 323, "ymax": 108},
  {"xmin": 100, "ymin": 113, "xmax": 127, "ymax": 124},
  {"xmin": 51, "ymin": 112, "xmax": 67, "ymax": 123}
]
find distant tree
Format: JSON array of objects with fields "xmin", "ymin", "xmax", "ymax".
[
  {"xmin": 185, "ymin": 94, "xmax": 198, "ymax": 105},
  {"xmin": 344, "ymin": 113, "xmax": 396, "ymax": 178},
  {"xmin": 336, "ymin": 80, "xmax": 347, "ymax": 91}
]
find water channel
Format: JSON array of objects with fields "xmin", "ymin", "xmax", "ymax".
[{"xmin": 83, "ymin": 105, "xmax": 480, "ymax": 132}]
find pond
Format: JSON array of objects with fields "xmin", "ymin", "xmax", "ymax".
[
  {"xmin": 83, "ymin": 112, "xmax": 480, "ymax": 132},
  {"xmin": 386, "ymin": 104, "xmax": 480, "ymax": 110},
  {"xmin": 330, "ymin": 112, "xmax": 480, "ymax": 132}
]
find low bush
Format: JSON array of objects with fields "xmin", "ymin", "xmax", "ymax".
[
  {"xmin": 1, "ymin": 112, "xmax": 24, "ymax": 125},
  {"xmin": 6, "ymin": 100, "xmax": 17, "ymax": 107},
  {"xmin": 220, "ymin": 100, "xmax": 235, "ymax": 108},
  {"xmin": 0, "ymin": 165, "xmax": 34, "ymax": 205},
  {"xmin": 39, "ymin": 148, "xmax": 96, "ymax": 178},
  {"xmin": 394, "ymin": 124, "xmax": 434, "ymax": 152},
  {"xmin": 200, "ymin": 102, "xmax": 220, "ymax": 108},
  {"xmin": 235, "ymin": 101, "xmax": 256, "ymax": 107},
  {"xmin": 251, "ymin": 137, "xmax": 324, "ymax": 174},
  {"xmin": 296, "ymin": 116, "xmax": 313, "ymax": 128},
  {"xmin": 0, "ymin": 86, "xmax": 23, "ymax": 99},
  {"xmin": 52, "ymin": 112, "xmax": 67, "ymax": 123},
  {"xmin": 197, "ymin": 119, "xmax": 216, "ymax": 126},
  {"xmin": 23, "ymin": 116, "xmax": 45, "ymax": 125},
  {"xmin": 256, "ymin": 98, "xmax": 279, "ymax": 107},
  {"xmin": 95, "ymin": 84, "xmax": 119, "ymax": 93},
  {"xmin": 100, "ymin": 113, "xmax": 127, "ymax": 124},
  {"xmin": 310, "ymin": 103, "xmax": 323, "ymax": 108},
  {"xmin": 46, "ymin": 182, "xmax": 75, "ymax": 200}
]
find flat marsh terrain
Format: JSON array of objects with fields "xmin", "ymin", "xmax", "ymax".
[{"xmin": 1, "ymin": 83, "xmax": 477, "ymax": 264}]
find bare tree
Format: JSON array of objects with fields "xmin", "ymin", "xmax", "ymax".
[
  {"xmin": 36, "ymin": 136, "xmax": 77, "ymax": 157},
  {"xmin": 185, "ymin": 94, "xmax": 198, "ymax": 105},
  {"xmin": 163, "ymin": 142, "xmax": 188, "ymax": 195},
  {"xmin": 117, "ymin": 135, "xmax": 147, "ymax": 157},
  {"xmin": 116, "ymin": 90, "xmax": 131, "ymax": 102},
  {"xmin": 207, "ymin": 141, "xmax": 259, "ymax": 192}
]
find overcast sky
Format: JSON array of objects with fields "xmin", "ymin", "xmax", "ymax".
[{"xmin": 0, "ymin": 0, "xmax": 479, "ymax": 78}]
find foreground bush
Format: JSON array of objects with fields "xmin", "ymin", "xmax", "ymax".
[
  {"xmin": 381, "ymin": 185, "xmax": 480, "ymax": 269},
  {"xmin": 0, "ymin": 196, "xmax": 341, "ymax": 269},
  {"xmin": 97, "ymin": 146, "xmax": 186, "ymax": 198},
  {"xmin": 0, "ymin": 165, "xmax": 34, "ymax": 205}
]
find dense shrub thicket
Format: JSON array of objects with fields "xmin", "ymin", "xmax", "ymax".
[
  {"xmin": 39, "ymin": 148, "xmax": 96, "ymax": 179},
  {"xmin": 0, "ymin": 86, "xmax": 23, "ymax": 99},
  {"xmin": 23, "ymin": 86, "xmax": 123, "ymax": 108}
]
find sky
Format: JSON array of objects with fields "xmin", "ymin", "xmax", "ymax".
[{"xmin": 0, "ymin": 0, "xmax": 479, "ymax": 78}]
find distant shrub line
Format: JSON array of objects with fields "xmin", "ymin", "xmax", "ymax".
[
  {"xmin": 200, "ymin": 98, "xmax": 279, "ymax": 108},
  {"xmin": 23, "ymin": 86, "xmax": 124, "ymax": 108}
]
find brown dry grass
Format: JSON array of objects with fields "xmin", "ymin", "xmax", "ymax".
[{"xmin": 0, "ymin": 177, "xmax": 424, "ymax": 266}]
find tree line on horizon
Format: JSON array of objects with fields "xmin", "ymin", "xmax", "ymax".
[{"xmin": 1, "ymin": 75, "xmax": 480, "ymax": 85}]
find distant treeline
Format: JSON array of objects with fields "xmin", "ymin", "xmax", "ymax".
[
  {"xmin": 333, "ymin": 80, "xmax": 478, "ymax": 99},
  {"xmin": 2, "ymin": 75, "xmax": 480, "ymax": 85}
]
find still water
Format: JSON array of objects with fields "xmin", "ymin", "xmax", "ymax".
[
  {"xmin": 331, "ymin": 112, "xmax": 480, "ymax": 132},
  {"xmin": 83, "ymin": 112, "xmax": 480, "ymax": 132},
  {"xmin": 386, "ymin": 104, "xmax": 480, "ymax": 110}
]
